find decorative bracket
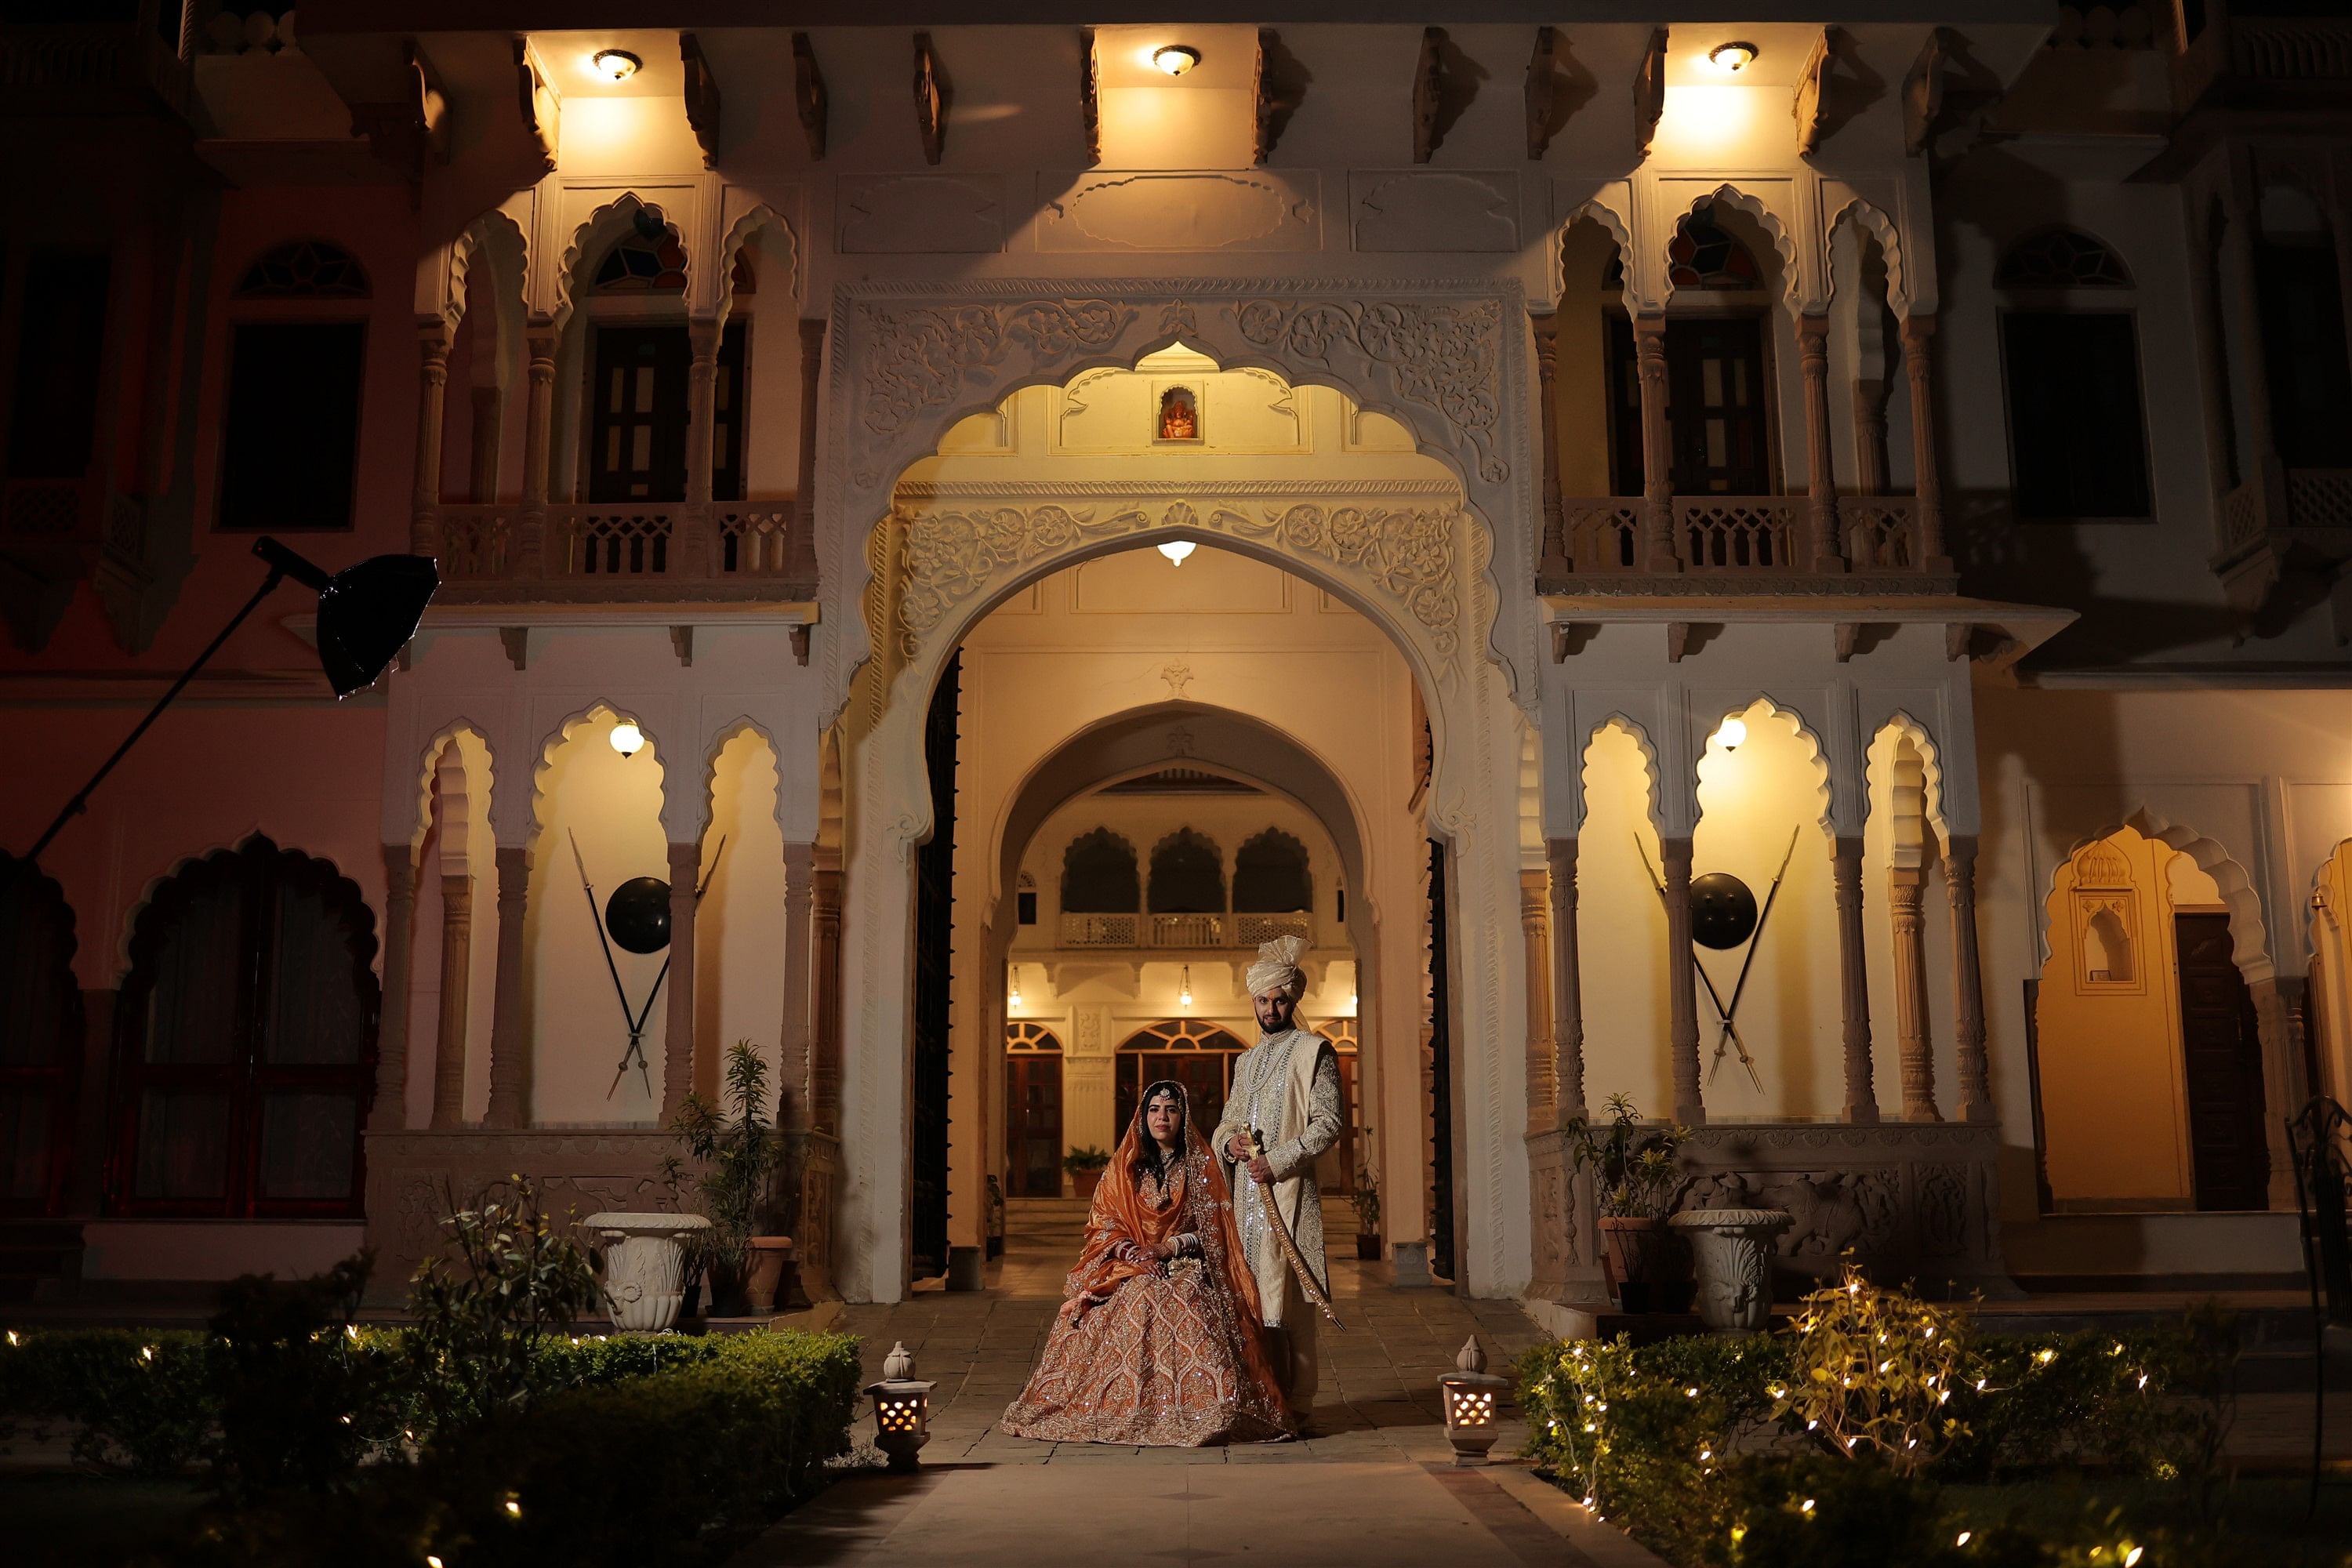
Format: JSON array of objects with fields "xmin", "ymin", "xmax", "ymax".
[
  {"xmin": 1525, "ymin": 26, "xmax": 1560, "ymax": 161},
  {"xmin": 789, "ymin": 624, "xmax": 811, "ymax": 666},
  {"xmin": 670, "ymin": 626, "xmax": 695, "ymax": 667},
  {"xmin": 514, "ymin": 38, "xmax": 557, "ymax": 174},
  {"xmin": 349, "ymin": 40, "xmax": 450, "ymax": 205},
  {"xmin": 1666, "ymin": 621, "xmax": 1692, "ymax": 663},
  {"xmin": 1903, "ymin": 30, "xmax": 1948, "ymax": 157},
  {"xmin": 1634, "ymin": 27, "xmax": 1668, "ymax": 158},
  {"xmin": 499, "ymin": 626, "xmax": 529, "ymax": 672},
  {"xmin": 1080, "ymin": 27, "xmax": 1102, "ymax": 166},
  {"xmin": 913, "ymin": 31, "xmax": 946, "ymax": 166},
  {"xmin": 1412, "ymin": 27, "xmax": 1444, "ymax": 164},
  {"xmin": 1944, "ymin": 622, "xmax": 1974, "ymax": 662},
  {"xmin": 1254, "ymin": 29, "xmax": 1304, "ymax": 165},
  {"xmin": 793, "ymin": 32, "xmax": 827, "ymax": 160},
  {"xmin": 681, "ymin": 33, "xmax": 721, "ymax": 169},
  {"xmin": 1794, "ymin": 27, "xmax": 1835, "ymax": 157},
  {"xmin": 1835, "ymin": 622, "xmax": 1860, "ymax": 662}
]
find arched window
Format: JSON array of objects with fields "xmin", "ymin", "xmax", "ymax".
[
  {"xmin": 1997, "ymin": 227, "xmax": 2151, "ymax": 519},
  {"xmin": 1233, "ymin": 829, "xmax": 1312, "ymax": 913},
  {"xmin": 1115, "ymin": 1018, "xmax": 1247, "ymax": 1134},
  {"xmin": 583, "ymin": 212, "xmax": 749, "ymax": 508},
  {"xmin": 220, "ymin": 241, "xmax": 371, "ymax": 532},
  {"xmin": 1148, "ymin": 829, "xmax": 1225, "ymax": 914},
  {"xmin": 1060, "ymin": 829, "xmax": 1139, "ymax": 913},
  {"xmin": 1666, "ymin": 207, "xmax": 1763, "ymax": 290},
  {"xmin": 112, "ymin": 838, "xmax": 379, "ymax": 1218},
  {"xmin": 593, "ymin": 216, "xmax": 688, "ymax": 293},
  {"xmin": 1603, "ymin": 203, "xmax": 1772, "ymax": 495},
  {"xmin": 1, "ymin": 855, "xmax": 82, "ymax": 1216}
]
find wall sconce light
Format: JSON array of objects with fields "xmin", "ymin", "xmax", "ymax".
[
  {"xmin": 1152, "ymin": 45, "xmax": 1200, "ymax": 76},
  {"xmin": 609, "ymin": 720, "xmax": 646, "ymax": 758},
  {"xmin": 1007, "ymin": 966, "xmax": 1023, "ymax": 1007},
  {"xmin": 1439, "ymin": 1334, "xmax": 1508, "ymax": 1465},
  {"xmin": 1178, "ymin": 964, "xmax": 1193, "ymax": 1008},
  {"xmin": 592, "ymin": 49, "xmax": 643, "ymax": 82},
  {"xmin": 865, "ymin": 1341, "xmax": 935, "ymax": 1472},
  {"xmin": 1707, "ymin": 41, "xmax": 1759, "ymax": 73},
  {"xmin": 1714, "ymin": 716, "xmax": 1748, "ymax": 752},
  {"xmin": 1158, "ymin": 539, "xmax": 1196, "ymax": 566}
]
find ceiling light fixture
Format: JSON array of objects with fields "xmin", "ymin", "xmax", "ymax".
[
  {"xmin": 591, "ymin": 49, "xmax": 643, "ymax": 82},
  {"xmin": 1707, "ymin": 42, "xmax": 1759, "ymax": 74},
  {"xmin": 1152, "ymin": 45, "xmax": 1200, "ymax": 77},
  {"xmin": 1158, "ymin": 539, "xmax": 1196, "ymax": 566}
]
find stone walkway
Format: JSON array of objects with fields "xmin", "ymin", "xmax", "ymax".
[{"xmin": 732, "ymin": 1202, "xmax": 1660, "ymax": 1567}]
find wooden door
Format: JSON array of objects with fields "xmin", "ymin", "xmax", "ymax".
[
  {"xmin": 2174, "ymin": 913, "xmax": 2270, "ymax": 1210},
  {"xmin": 1004, "ymin": 1054, "xmax": 1063, "ymax": 1199},
  {"xmin": 588, "ymin": 325, "xmax": 690, "ymax": 504},
  {"xmin": 1116, "ymin": 1053, "xmax": 1229, "ymax": 1145},
  {"xmin": 1667, "ymin": 316, "xmax": 1770, "ymax": 495}
]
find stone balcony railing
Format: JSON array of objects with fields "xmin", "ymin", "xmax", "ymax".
[
  {"xmin": 0, "ymin": 5, "xmax": 192, "ymax": 118},
  {"xmin": 1549, "ymin": 494, "xmax": 1938, "ymax": 586},
  {"xmin": 429, "ymin": 500, "xmax": 813, "ymax": 604},
  {"xmin": 1056, "ymin": 911, "xmax": 1314, "ymax": 949},
  {"xmin": 2171, "ymin": 5, "xmax": 2352, "ymax": 107}
]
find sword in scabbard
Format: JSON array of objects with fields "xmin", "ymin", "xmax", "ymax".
[{"xmin": 1247, "ymin": 1129, "xmax": 1346, "ymax": 1330}]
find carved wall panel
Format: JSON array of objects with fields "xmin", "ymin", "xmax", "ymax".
[
  {"xmin": 838, "ymin": 174, "xmax": 1005, "ymax": 254},
  {"xmin": 1036, "ymin": 170, "xmax": 1321, "ymax": 252},
  {"xmin": 1351, "ymin": 171, "xmax": 1521, "ymax": 253}
]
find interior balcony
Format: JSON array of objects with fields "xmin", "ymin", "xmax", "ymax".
[
  {"xmin": 426, "ymin": 499, "xmax": 811, "ymax": 607},
  {"xmin": 1547, "ymin": 492, "xmax": 1946, "ymax": 589}
]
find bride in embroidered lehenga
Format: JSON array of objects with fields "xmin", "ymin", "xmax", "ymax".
[{"xmin": 1000, "ymin": 1080, "xmax": 1293, "ymax": 1446}]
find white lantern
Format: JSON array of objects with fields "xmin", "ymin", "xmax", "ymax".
[
  {"xmin": 1438, "ymin": 1334, "xmax": 1508, "ymax": 1466},
  {"xmin": 865, "ymin": 1341, "xmax": 936, "ymax": 1472}
]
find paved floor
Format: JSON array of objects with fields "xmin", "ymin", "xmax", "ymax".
[{"xmin": 734, "ymin": 1201, "xmax": 1656, "ymax": 1567}]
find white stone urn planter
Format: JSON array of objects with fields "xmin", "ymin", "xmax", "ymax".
[
  {"xmin": 584, "ymin": 1212, "xmax": 711, "ymax": 1333},
  {"xmin": 1668, "ymin": 1208, "xmax": 1791, "ymax": 1333}
]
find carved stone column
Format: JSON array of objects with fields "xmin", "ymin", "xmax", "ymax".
[
  {"xmin": 1521, "ymin": 866, "xmax": 1555, "ymax": 1133},
  {"xmin": 1943, "ymin": 835, "xmax": 1992, "ymax": 1123},
  {"xmin": 1532, "ymin": 312, "xmax": 1570, "ymax": 579},
  {"xmin": 484, "ymin": 846, "xmax": 532, "ymax": 1129},
  {"xmin": 1547, "ymin": 838, "xmax": 1586, "ymax": 1123},
  {"xmin": 681, "ymin": 319, "xmax": 721, "ymax": 579},
  {"xmin": 430, "ymin": 872, "xmax": 474, "ymax": 1130},
  {"xmin": 517, "ymin": 328, "xmax": 558, "ymax": 577},
  {"xmin": 811, "ymin": 855, "xmax": 844, "ymax": 1134},
  {"xmin": 1831, "ymin": 837, "xmax": 1878, "ymax": 1123},
  {"xmin": 1888, "ymin": 867, "xmax": 1940, "ymax": 1122},
  {"xmin": 1798, "ymin": 314, "xmax": 1845, "ymax": 572},
  {"xmin": 470, "ymin": 387, "xmax": 503, "ymax": 503},
  {"xmin": 1635, "ymin": 313, "xmax": 1679, "ymax": 572},
  {"xmin": 791, "ymin": 318, "xmax": 826, "ymax": 587},
  {"xmin": 368, "ymin": 846, "xmax": 418, "ymax": 1133},
  {"xmin": 781, "ymin": 841, "xmax": 816, "ymax": 1131},
  {"xmin": 1898, "ymin": 314, "xmax": 1949, "ymax": 570},
  {"xmin": 1853, "ymin": 379, "xmax": 1889, "ymax": 495},
  {"xmin": 410, "ymin": 322, "xmax": 451, "ymax": 557},
  {"xmin": 664, "ymin": 841, "xmax": 700, "ymax": 1120},
  {"xmin": 1662, "ymin": 837, "xmax": 1704, "ymax": 1126}
]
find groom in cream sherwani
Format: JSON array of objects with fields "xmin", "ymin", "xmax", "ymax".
[{"xmin": 1213, "ymin": 934, "xmax": 1342, "ymax": 1428}]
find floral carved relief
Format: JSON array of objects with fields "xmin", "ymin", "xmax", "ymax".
[
  {"xmin": 895, "ymin": 499, "xmax": 1462, "ymax": 661},
  {"xmin": 854, "ymin": 298, "xmax": 1132, "ymax": 473},
  {"xmin": 1235, "ymin": 297, "xmax": 1507, "ymax": 482}
]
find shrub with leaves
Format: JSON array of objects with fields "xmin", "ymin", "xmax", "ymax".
[
  {"xmin": 206, "ymin": 1250, "xmax": 407, "ymax": 1501},
  {"xmin": 1774, "ymin": 1262, "xmax": 1976, "ymax": 1474},
  {"xmin": 0, "ymin": 1327, "xmax": 214, "ymax": 1475},
  {"xmin": 1561, "ymin": 1093, "xmax": 1693, "ymax": 1218},
  {"xmin": 664, "ymin": 1040, "xmax": 783, "ymax": 1298},
  {"xmin": 404, "ymin": 1178, "xmax": 604, "ymax": 1435}
]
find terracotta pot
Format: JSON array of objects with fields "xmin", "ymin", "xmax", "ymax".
[
  {"xmin": 1072, "ymin": 1169, "xmax": 1104, "ymax": 1200},
  {"xmin": 1356, "ymin": 1233, "xmax": 1382, "ymax": 1261},
  {"xmin": 1599, "ymin": 1216, "xmax": 1693, "ymax": 1313},
  {"xmin": 745, "ymin": 1236, "xmax": 794, "ymax": 1315}
]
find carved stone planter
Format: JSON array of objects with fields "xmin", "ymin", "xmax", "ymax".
[
  {"xmin": 584, "ymin": 1211, "xmax": 711, "ymax": 1333},
  {"xmin": 1668, "ymin": 1208, "xmax": 1791, "ymax": 1333}
]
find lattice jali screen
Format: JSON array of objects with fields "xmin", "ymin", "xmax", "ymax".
[
  {"xmin": 2287, "ymin": 469, "xmax": 2352, "ymax": 530},
  {"xmin": 2, "ymin": 480, "xmax": 82, "ymax": 538},
  {"xmin": 435, "ymin": 507, "xmax": 513, "ymax": 580},
  {"xmin": 1839, "ymin": 497, "xmax": 1916, "ymax": 568},
  {"xmin": 1679, "ymin": 498, "xmax": 1798, "ymax": 571},
  {"xmin": 1562, "ymin": 499, "xmax": 1642, "ymax": 572},
  {"xmin": 719, "ymin": 507, "xmax": 794, "ymax": 575},
  {"xmin": 1235, "ymin": 913, "xmax": 1311, "ymax": 946},
  {"xmin": 561, "ymin": 507, "xmax": 674, "ymax": 576},
  {"xmin": 2219, "ymin": 480, "xmax": 2264, "ymax": 553}
]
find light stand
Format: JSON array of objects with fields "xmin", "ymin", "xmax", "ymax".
[{"xmin": 21, "ymin": 535, "xmax": 437, "ymax": 866}]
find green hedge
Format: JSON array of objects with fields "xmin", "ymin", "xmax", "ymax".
[{"xmin": 0, "ymin": 1329, "xmax": 219, "ymax": 1476}]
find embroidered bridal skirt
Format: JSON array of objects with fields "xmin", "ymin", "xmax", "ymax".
[{"xmin": 999, "ymin": 1257, "xmax": 1291, "ymax": 1446}]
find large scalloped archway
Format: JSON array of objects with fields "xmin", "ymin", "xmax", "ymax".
[{"xmin": 818, "ymin": 290, "xmax": 1539, "ymax": 1303}]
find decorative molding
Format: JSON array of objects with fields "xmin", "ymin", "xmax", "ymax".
[
  {"xmin": 793, "ymin": 32, "xmax": 827, "ymax": 159},
  {"xmin": 895, "ymin": 477, "xmax": 1455, "ymax": 501},
  {"xmin": 913, "ymin": 31, "xmax": 946, "ymax": 165},
  {"xmin": 1351, "ymin": 171, "xmax": 1519, "ymax": 254},
  {"xmin": 895, "ymin": 498, "xmax": 1463, "ymax": 662},
  {"xmin": 1039, "ymin": 171, "xmax": 1318, "ymax": 252},
  {"xmin": 839, "ymin": 174, "xmax": 1003, "ymax": 255},
  {"xmin": 681, "ymin": 32, "xmax": 721, "ymax": 169}
]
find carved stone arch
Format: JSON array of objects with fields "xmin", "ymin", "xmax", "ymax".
[
  {"xmin": 110, "ymin": 826, "xmax": 296, "ymax": 975},
  {"xmin": 1827, "ymin": 195, "xmax": 1909, "ymax": 317},
  {"xmin": 1664, "ymin": 183, "xmax": 1800, "ymax": 313},
  {"xmin": 716, "ymin": 201, "xmax": 797, "ymax": 326},
  {"xmin": 700, "ymin": 714, "xmax": 786, "ymax": 844},
  {"xmin": 554, "ymin": 193, "xmax": 690, "ymax": 330},
  {"xmin": 1866, "ymin": 709, "xmax": 1950, "ymax": 855},
  {"xmin": 2045, "ymin": 811, "xmax": 2273, "ymax": 983},
  {"xmin": 528, "ymin": 701, "xmax": 673, "ymax": 847},
  {"xmin": 406, "ymin": 717, "xmax": 499, "ymax": 853},
  {"xmin": 1705, "ymin": 695, "xmax": 1834, "ymax": 835},
  {"xmin": 1561, "ymin": 197, "xmax": 1635, "ymax": 311},
  {"xmin": 435, "ymin": 207, "xmax": 529, "ymax": 337},
  {"xmin": 1581, "ymin": 713, "xmax": 1664, "ymax": 840}
]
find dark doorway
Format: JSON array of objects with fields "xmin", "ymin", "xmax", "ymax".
[
  {"xmin": 1428, "ymin": 837, "xmax": 1455, "ymax": 1282},
  {"xmin": 1, "ymin": 855, "xmax": 82, "ymax": 1217},
  {"xmin": 909, "ymin": 654, "xmax": 960, "ymax": 1279},
  {"xmin": 1004, "ymin": 1046, "xmax": 1063, "ymax": 1199},
  {"xmin": 1602, "ymin": 314, "xmax": 1773, "ymax": 497},
  {"xmin": 2256, "ymin": 242, "xmax": 2352, "ymax": 467},
  {"xmin": 2173, "ymin": 913, "xmax": 2270, "ymax": 1210},
  {"xmin": 1113, "ymin": 1022, "xmax": 1245, "ymax": 1142}
]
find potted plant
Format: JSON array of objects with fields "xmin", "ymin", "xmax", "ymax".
[
  {"xmin": 1063, "ymin": 1145, "xmax": 1112, "ymax": 1200},
  {"xmin": 1348, "ymin": 1164, "xmax": 1382, "ymax": 1260},
  {"xmin": 1563, "ymin": 1093, "xmax": 1693, "ymax": 1313},
  {"xmin": 662, "ymin": 1040, "xmax": 787, "ymax": 1317}
]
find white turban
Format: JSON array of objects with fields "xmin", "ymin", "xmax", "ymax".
[{"xmin": 1244, "ymin": 933, "xmax": 1308, "ymax": 1000}]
